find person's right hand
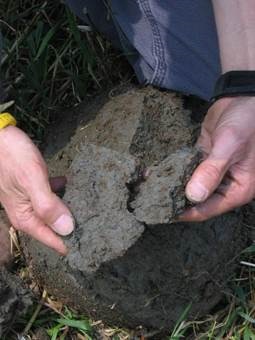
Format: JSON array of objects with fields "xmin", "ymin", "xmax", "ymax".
[
  {"xmin": 179, "ymin": 96, "xmax": 255, "ymax": 222},
  {"xmin": 0, "ymin": 126, "xmax": 74, "ymax": 255}
]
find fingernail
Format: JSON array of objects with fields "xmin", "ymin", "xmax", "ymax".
[
  {"xmin": 187, "ymin": 181, "xmax": 208, "ymax": 203},
  {"xmin": 51, "ymin": 214, "xmax": 74, "ymax": 236}
]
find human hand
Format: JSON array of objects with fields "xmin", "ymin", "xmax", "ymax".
[
  {"xmin": 0, "ymin": 126, "xmax": 74, "ymax": 254},
  {"xmin": 179, "ymin": 96, "xmax": 255, "ymax": 222}
]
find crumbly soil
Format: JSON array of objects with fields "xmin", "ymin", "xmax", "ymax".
[{"xmin": 21, "ymin": 86, "xmax": 249, "ymax": 331}]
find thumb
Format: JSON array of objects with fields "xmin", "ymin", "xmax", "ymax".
[
  {"xmin": 31, "ymin": 190, "xmax": 74, "ymax": 236},
  {"xmin": 185, "ymin": 157, "xmax": 229, "ymax": 203},
  {"xmin": 186, "ymin": 130, "xmax": 237, "ymax": 203}
]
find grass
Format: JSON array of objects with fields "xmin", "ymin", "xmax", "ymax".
[
  {"xmin": 1, "ymin": 0, "xmax": 130, "ymax": 140},
  {"xmin": 2, "ymin": 1, "xmax": 255, "ymax": 340}
]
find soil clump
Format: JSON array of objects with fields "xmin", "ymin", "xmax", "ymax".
[{"xmin": 21, "ymin": 87, "xmax": 249, "ymax": 330}]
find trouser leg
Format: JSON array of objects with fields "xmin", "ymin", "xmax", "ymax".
[{"xmin": 66, "ymin": 0, "xmax": 221, "ymax": 100}]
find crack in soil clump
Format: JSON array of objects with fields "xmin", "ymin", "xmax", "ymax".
[
  {"xmin": 125, "ymin": 165, "xmax": 146, "ymax": 214},
  {"xmin": 21, "ymin": 87, "xmax": 249, "ymax": 331}
]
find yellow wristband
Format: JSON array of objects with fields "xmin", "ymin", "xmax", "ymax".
[{"xmin": 0, "ymin": 113, "xmax": 17, "ymax": 129}]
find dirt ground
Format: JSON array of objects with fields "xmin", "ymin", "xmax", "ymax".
[
  {"xmin": 0, "ymin": 267, "xmax": 32, "ymax": 336},
  {"xmin": 20, "ymin": 86, "xmax": 250, "ymax": 333}
]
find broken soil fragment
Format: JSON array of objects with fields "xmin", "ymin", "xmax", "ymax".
[
  {"xmin": 132, "ymin": 147, "xmax": 199, "ymax": 225},
  {"xmin": 61, "ymin": 88, "xmax": 200, "ymax": 273},
  {"xmin": 64, "ymin": 143, "xmax": 144, "ymax": 273}
]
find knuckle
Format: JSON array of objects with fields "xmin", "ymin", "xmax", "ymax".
[
  {"xmin": 15, "ymin": 215, "xmax": 32, "ymax": 232},
  {"xmin": 202, "ymin": 162, "xmax": 222, "ymax": 182},
  {"xmin": 220, "ymin": 126, "xmax": 245, "ymax": 146},
  {"xmin": 16, "ymin": 162, "xmax": 48, "ymax": 190},
  {"xmin": 221, "ymin": 126, "xmax": 238, "ymax": 139},
  {"xmin": 225, "ymin": 181, "xmax": 253, "ymax": 209},
  {"xmin": 35, "ymin": 196, "xmax": 55, "ymax": 219},
  {"xmin": 10, "ymin": 207, "xmax": 31, "ymax": 231}
]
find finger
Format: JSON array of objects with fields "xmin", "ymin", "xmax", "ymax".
[
  {"xmin": 18, "ymin": 214, "xmax": 67, "ymax": 255},
  {"xmin": 202, "ymin": 98, "xmax": 233, "ymax": 133},
  {"xmin": 185, "ymin": 128, "xmax": 239, "ymax": 203},
  {"xmin": 179, "ymin": 182, "xmax": 252, "ymax": 222},
  {"xmin": 196, "ymin": 127, "xmax": 212, "ymax": 156},
  {"xmin": 31, "ymin": 192, "xmax": 74, "ymax": 236},
  {"xmin": 49, "ymin": 176, "xmax": 67, "ymax": 192},
  {"xmin": 25, "ymin": 168, "xmax": 74, "ymax": 236},
  {"xmin": 185, "ymin": 157, "xmax": 229, "ymax": 203}
]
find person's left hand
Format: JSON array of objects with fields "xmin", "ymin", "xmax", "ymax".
[
  {"xmin": 179, "ymin": 96, "xmax": 255, "ymax": 222},
  {"xmin": 0, "ymin": 175, "xmax": 67, "ymax": 265}
]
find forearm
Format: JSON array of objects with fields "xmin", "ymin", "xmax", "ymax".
[{"xmin": 212, "ymin": 0, "xmax": 255, "ymax": 72}]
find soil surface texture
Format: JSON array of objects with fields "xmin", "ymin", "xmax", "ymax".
[
  {"xmin": 22, "ymin": 87, "xmax": 249, "ymax": 331},
  {"xmin": 0, "ymin": 267, "xmax": 32, "ymax": 337},
  {"xmin": 0, "ymin": 210, "xmax": 31, "ymax": 337},
  {"xmin": 0, "ymin": 211, "xmax": 11, "ymax": 266}
]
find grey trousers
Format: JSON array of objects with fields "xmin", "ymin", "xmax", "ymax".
[{"xmin": 66, "ymin": 0, "xmax": 221, "ymax": 100}]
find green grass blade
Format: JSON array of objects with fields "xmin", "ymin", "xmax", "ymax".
[
  {"xmin": 169, "ymin": 303, "xmax": 192, "ymax": 339},
  {"xmin": 34, "ymin": 26, "xmax": 57, "ymax": 61},
  {"xmin": 56, "ymin": 318, "xmax": 92, "ymax": 333},
  {"xmin": 238, "ymin": 312, "xmax": 255, "ymax": 325},
  {"xmin": 242, "ymin": 245, "xmax": 255, "ymax": 254},
  {"xmin": 47, "ymin": 324, "xmax": 62, "ymax": 340}
]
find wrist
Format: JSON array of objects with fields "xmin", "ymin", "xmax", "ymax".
[
  {"xmin": 0, "ymin": 125, "xmax": 17, "ymax": 137},
  {"xmin": 0, "ymin": 126, "xmax": 26, "ymax": 152},
  {"xmin": 211, "ymin": 71, "xmax": 255, "ymax": 104},
  {"xmin": 212, "ymin": 95, "xmax": 255, "ymax": 108},
  {"xmin": 209, "ymin": 96, "xmax": 255, "ymax": 125}
]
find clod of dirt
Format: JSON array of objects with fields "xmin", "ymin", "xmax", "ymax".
[
  {"xmin": 131, "ymin": 147, "xmax": 199, "ymax": 225},
  {"xmin": 21, "ymin": 87, "xmax": 249, "ymax": 331},
  {"xmin": 0, "ymin": 268, "xmax": 32, "ymax": 337},
  {"xmin": 64, "ymin": 143, "xmax": 144, "ymax": 273}
]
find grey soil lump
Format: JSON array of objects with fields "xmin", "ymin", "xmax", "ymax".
[
  {"xmin": 131, "ymin": 147, "xmax": 200, "ymax": 225},
  {"xmin": 21, "ymin": 87, "xmax": 248, "ymax": 330},
  {"xmin": 65, "ymin": 143, "xmax": 144, "ymax": 273}
]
